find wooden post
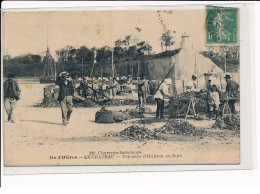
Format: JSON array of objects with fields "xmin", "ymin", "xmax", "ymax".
[
  {"xmin": 224, "ymin": 56, "xmax": 227, "ymax": 73},
  {"xmin": 138, "ymin": 60, "xmax": 140, "ymax": 77},
  {"xmin": 101, "ymin": 65, "xmax": 103, "ymax": 78},
  {"xmin": 90, "ymin": 62, "xmax": 95, "ymax": 78},
  {"xmin": 111, "ymin": 47, "xmax": 114, "ymax": 77},
  {"xmin": 54, "ymin": 62, "xmax": 57, "ymax": 80},
  {"xmin": 132, "ymin": 63, "xmax": 134, "ymax": 77},
  {"xmin": 81, "ymin": 57, "xmax": 83, "ymax": 78},
  {"xmin": 195, "ymin": 51, "xmax": 199, "ymax": 88}
]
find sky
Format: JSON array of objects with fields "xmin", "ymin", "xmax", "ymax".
[{"xmin": 3, "ymin": 9, "xmax": 207, "ymax": 59}]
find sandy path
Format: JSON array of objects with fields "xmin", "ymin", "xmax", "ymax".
[{"xmin": 3, "ymin": 84, "xmax": 240, "ymax": 166}]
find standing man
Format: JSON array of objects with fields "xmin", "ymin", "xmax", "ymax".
[
  {"xmin": 79, "ymin": 77, "xmax": 88, "ymax": 98},
  {"xmin": 137, "ymin": 76, "xmax": 145, "ymax": 108},
  {"xmin": 55, "ymin": 72, "xmax": 74, "ymax": 126},
  {"xmin": 225, "ymin": 74, "xmax": 239, "ymax": 114},
  {"xmin": 4, "ymin": 73, "xmax": 21, "ymax": 123},
  {"xmin": 142, "ymin": 76, "xmax": 150, "ymax": 104},
  {"xmin": 154, "ymin": 78, "xmax": 171, "ymax": 119},
  {"xmin": 111, "ymin": 77, "xmax": 118, "ymax": 99}
]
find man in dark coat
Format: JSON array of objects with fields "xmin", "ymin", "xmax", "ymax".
[
  {"xmin": 55, "ymin": 72, "xmax": 74, "ymax": 126},
  {"xmin": 3, "ymin": 73, "xmax": 21, "ymax": 123},
  {"xmin": 137, "ymin": 76, "xmax": 145, "ymax": 108},
  {"xmin": 79, "ymin": 77, "xmax": 88, "ymax": 98},
  {"xmin": 142, "ymin": 76, "xmax": 150, "ymax": 104},
  {"xmin": 225, "ymin": 74, "xmax": 239, "ymax": 114}
]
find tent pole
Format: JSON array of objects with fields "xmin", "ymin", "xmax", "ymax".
[
  {"xmin": 196, "ymin": 51, "xmax": 198, "ymax": 87},
  {"xmin": 224, "ymin": 56, "xmax": 227, "ymax": 73}
]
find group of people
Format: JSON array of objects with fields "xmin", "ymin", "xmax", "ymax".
[
  {"xmin": 78, "ymin": 76, "xmax": 125, "ymax": 99},
  {"xmin": 3, "ymin": 71, "xmax": 239, "ymax": 126},
  {"xmin": 148, "ymin": 73, "xmax": 240, "ymax": 120},
  {"xmin": 207, "ymin": 74, "xmax": 239, "ymax": 120},
  {"xmin": 77, "ymin": 74, "xmax": 165, "ymax": 102}
]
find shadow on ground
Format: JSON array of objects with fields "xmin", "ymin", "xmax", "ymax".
[{"xmin": 20, "ymin": 120, "xmax": 63, "ymax": 126}]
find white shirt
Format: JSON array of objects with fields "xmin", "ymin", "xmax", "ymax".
[{"xmin": 154, "ymin": 82, "xmax": 169, "ymax": 100}]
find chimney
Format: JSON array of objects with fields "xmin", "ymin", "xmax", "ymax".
[{"xmin": 180, "ymin": 32, "xmax": 191, "ymax": 50}]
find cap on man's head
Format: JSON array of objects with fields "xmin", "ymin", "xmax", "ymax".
[
  {"xmin": 208, "ymin": 76, "xmax": 213, "ymax": 81},
  {"xmin": 192, "ymin": 75, "xmax": 197, "ymax": 79},
  {"xmin": 60, "ymin": 71, "xmax": 69, "ymax": 77},
  {"xmin": 103, "ymin": 77, "xmax": 109, "ymax": 81},
  {"xmin": 224, "ymin": 74, "xmax": 232, "ymax": 79},
  {"xmin": 7, "ymin": 73, "xmax": 15, "ymax": 78}
]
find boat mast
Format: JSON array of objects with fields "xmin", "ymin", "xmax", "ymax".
[
  {"xmin": 82, "ymin": 57, "xmax": 83, "ymax": 78},
  {"xmin": 54, "ymin": 62, "xmax": 57, "ymax": 80},
  {"xmin": 111, "ymin": 47, "xmax": 114, "ymax": 78}
]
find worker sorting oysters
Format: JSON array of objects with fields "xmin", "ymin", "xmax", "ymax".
[
  {"xmin": 207, "ymin": 76, "xmax": 221, "ymax": 120},
  {"xmin": 154, "ymin": 78, "xmax": 172, "ymax": 119}
]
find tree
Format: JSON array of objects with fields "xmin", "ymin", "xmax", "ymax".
[
  {"xmin": 76, "ymin": 46, "xmax": 94, "ymax": 64},
  {"xmin": 128, "ymin": 45, "xmax": 138, "ymax": 58},
  {"xmin": 161, "ymin": 30, "xmax": 175, "ymax": 51},
  {"xmin": 56, "ymin": 46, "xmax": 77, "ymax": 72},
  {"xmin": 114, "ymin": 46, "xmax": 124, "ymax": 61},
  {"xmin": 3, "ymin": 55, "xmax": 12, "ymax": 61},
  {"xmin": 137, "ymin": 41, "xmax": 152, "ymax": 56},
  {"xmin": 123, "ymin": 35, "xmax": 131, "ymax": 48},
  {"xmin": 3, "ymin": 54, "xmax": 43, "ymax": 77},
  {"xmin": 202, "ymin": 46, "xmax": 239, "ymax": 72},
  {"xmin": 96, "ymin": 46, "xmax": 112, "ymax": 63},
  {"xmin": 114, "ymin": 36, "xmax": 153, "ymax": 60},
  {"xmin": 115, "ymin": 39, "xmax": 123, "ymax": 47}
]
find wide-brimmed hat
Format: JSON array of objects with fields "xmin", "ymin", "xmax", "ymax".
[
  {"xmin": 224, "ymin": 74, "xmax": 232, "ymax": 79},
  {"xmin": 103, "ymin": 77, "xmax": 109, "ymax": 81},
  {"xmin": 192, "ymin": 75, "xmax": 197, "ymax": 79},
  {"xmin": 208, "ymin": 76, "xmax": 220, "ymax": 87},
  {"xmin": 60, "ymin": 71, "xmax": 69, "ymax": 77}
]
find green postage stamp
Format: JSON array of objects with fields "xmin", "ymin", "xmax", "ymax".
[{"xmin": 206, "ymin": 6, "xmax": 238, "ymax": 44}]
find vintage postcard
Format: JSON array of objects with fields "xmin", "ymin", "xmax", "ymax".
[{"xmin": 2, "ymin": 6, "xmax": 241, "ymax": 166}]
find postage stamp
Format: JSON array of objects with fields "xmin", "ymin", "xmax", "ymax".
[{"xmin": 206, "ymin": 6, "xmax": 238, "ymax": 44}]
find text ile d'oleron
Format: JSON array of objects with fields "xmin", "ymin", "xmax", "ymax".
[{"xmin": 50, "ymin": 151, "xmax": 182, "ymax": 160}]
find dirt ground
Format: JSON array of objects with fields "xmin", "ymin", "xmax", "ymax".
[{"xmin": 3, "ymin": 84, "xmax": 240, "ymax": 166}]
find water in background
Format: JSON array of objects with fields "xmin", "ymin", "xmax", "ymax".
[{"xmin": 16, "ymin": 77, "xmax": 40, "ymax": 84}]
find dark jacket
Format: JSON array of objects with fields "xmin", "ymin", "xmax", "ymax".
[
  {"xmin": 79, "ymin": 81, "xmax": 88, "ymax": 98},
  {"xmin": 55, "ymin": 77, "xmax": 74, "ymax": 101},
  {"xmin": 226, "ymin": 80, "xmax": 239, "ymax": 94},
  {"xmin": 3, "ymin": 79, "xmax": 21, "ymax": 100}
]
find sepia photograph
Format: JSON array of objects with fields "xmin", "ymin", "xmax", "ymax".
[{"xmin": 2, "ymin": 6, "xmax": 240, "ymax": 166}]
